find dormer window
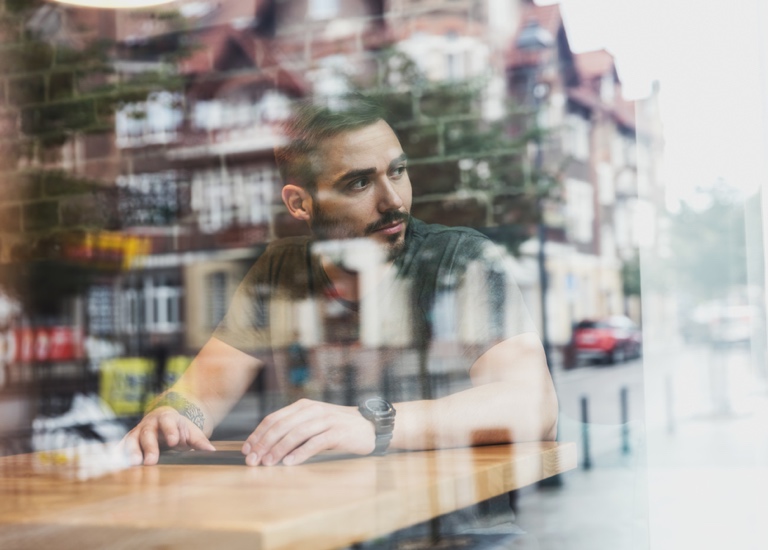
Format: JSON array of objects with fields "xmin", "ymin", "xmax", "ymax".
[
  {"xmin": 308, "ymin": 0, "xmax": 339, "ymax": 20},
  {"xmin": 600, "ymin": 73, "xmax": 615, "ymax": 103}
]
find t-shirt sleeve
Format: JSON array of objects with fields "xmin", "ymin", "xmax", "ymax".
[
  {"xmin": 212, "ymin": 260, "xmax": 272, "ymax": 357},
  {"xmin": 468, "ymin": 239, "xmax": 537, "ymax": 340}
]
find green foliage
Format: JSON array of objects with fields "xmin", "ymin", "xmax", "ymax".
[
  {"xmin": 27, "ymin": 169, "xmax": 101, "ymax": 196},
  {"xmin": 668, "ymin": 186, "xmax": 750, "ymax": 300},
  {"xmin": 5, "ymin": 0, "xmax": 45, "ymax": 15},
  {"xmin": 621, "ymin": 255, "xmax": 641, "ymax": 296},
  {"xmin": 1, "ymin": 3, "xmax": 183, "ymax": 160},
  {"xmin": 355, "ymin": 50, "xmax": 529, "ymax": 182}
]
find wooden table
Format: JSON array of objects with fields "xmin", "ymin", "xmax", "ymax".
[{"xmin": 0, "ymin": 441, "xmax": 576, "ymax": 550}]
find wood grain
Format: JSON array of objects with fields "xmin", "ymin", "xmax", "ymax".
[{"xmin": 0, "ymin": 441, "xmax": 576, "ymax": 550}]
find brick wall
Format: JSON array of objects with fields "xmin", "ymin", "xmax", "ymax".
[{"xmin": 0, "ymin": 5, "xmax": 116, "ymax": 266}]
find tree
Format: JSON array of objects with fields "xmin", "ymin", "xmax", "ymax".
[
  {"xmin": 1, "ymin": 1, "xmax": 184, "ymax": 161},
  {"xmin": 0, "ymin": 1, "xmax": 187, "ymax": 313},
  {"xmin": 668, "ymin": 185, "xmax": 751, "ymax": 301}
]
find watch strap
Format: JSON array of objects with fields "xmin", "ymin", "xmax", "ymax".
[
  {"xmin": 372, "ymin": 431, "xmax": 393, "ymax": 455},
  {"xmin": 358, "ymin": 397, "xmax": 396, "ymax": 455}
]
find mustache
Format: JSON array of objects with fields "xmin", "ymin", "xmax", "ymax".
[{"xmin": 364, "ymin": 211, "xmax": 410, "ymax": 235}]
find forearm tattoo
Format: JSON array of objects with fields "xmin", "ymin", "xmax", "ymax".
[{"xmin": 149, "ymin": 391, "xmax": 206, "ymax": 431}]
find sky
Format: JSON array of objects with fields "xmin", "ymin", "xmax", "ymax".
[{"xmin": 538, "ymin": 0, "xmax": 768, "ymax": 207}]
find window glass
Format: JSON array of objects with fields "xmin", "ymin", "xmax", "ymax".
[{"xmin": 8, "ymin": 1, "xmax": 766, "ymax": 549}]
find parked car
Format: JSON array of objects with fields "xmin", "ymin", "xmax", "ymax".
[
  {"xmin": 710, "ymin": 305, "xmax": 756, "ymax": 344},
  {"xmin": 571, "ymin": 316, "xmax": 642, "ymax": 365},
  {"xmin": 682, "ymin": 302, "xmax": 756, "ymax": 345}
]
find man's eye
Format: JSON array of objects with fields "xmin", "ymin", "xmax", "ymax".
[
  {"xmin": 347, "ymin": 178, "xmax": 369, "ymax": 190},
  {"xmin": 391, "ymin": 165, "xmax": 407, "ymax": 179}
]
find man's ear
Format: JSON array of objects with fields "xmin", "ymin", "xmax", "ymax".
[{"xmin": 281, "ymin": 184, "xmax": 313, "ymax": 222}]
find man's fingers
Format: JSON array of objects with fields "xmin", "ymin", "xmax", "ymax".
[
  {"xmin": 262, "ymin": 418, "xmax": 329, "ymax": 466},
  {"xmin": 138, "ymin": 424, "xmax": 161, "ymax": 465},
  {"xmin": 185, "ymin": 422, "xmax": 216, "ymax": 451},
  {"xmin": 120, "ymin": 432, "xmax": 143, "ymax": 466},
  {"xmin": 282, "ymin": 431, "xmax": 336, "ymax": 466},
  {"xmin": 244, "ymin": 403, "xmax": 321, "ymax": 464},
  {"xmin": 248, "ymin": 399, "xmax": 313, "ymax": 443},
  {"xmin": 158, "ymin": 413, "xmax": 181, "ymax": 448}
]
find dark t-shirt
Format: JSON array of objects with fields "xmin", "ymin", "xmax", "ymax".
[
  {"xmin": 214, "ymin": 218, "xmax": 536, "ymax": 400},
  {"xmin": 213, "ymin": 219, "xmax": 536, "ymax": 530}
]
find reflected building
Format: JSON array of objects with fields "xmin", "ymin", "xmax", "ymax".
[
  {"xmin": 0, "ymin": 0, "xmax": 662, "ymax": 449},
  {"xmin": 506, "ymin": 2, "xmax": 659, "ymax": 353}
]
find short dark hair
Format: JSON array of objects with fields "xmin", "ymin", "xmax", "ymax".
[{"xmin": 274, "ymin": 97, "xmax": 387, "ymax": 194}]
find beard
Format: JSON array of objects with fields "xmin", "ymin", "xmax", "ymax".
[{"xmin": 311, "ymin": 206, "xmax": 410, "ymax": 262}]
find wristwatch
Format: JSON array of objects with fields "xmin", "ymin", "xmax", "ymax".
[{"xmin": 357, "ymin": 397, "xmax": 396, "ymax": 455}]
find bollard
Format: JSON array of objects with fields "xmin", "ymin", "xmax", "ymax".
[
  {"xmin": 581, "ymin": 396, "xmax": 592, "ymax": 470},
  {"xmin": 620, "ymin": 387, "xmax": 630, "ymax": 454}
]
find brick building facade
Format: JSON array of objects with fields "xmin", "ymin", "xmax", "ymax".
[{"xmin": 0, "ymin": 1, "xmax": 658, "ymax": 427}]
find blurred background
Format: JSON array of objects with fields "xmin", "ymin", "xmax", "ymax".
[{"xmin": 0, "ymin": 1, "xmax": 765, "ymax": 549}]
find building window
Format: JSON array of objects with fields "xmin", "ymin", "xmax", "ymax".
[
  {"xmin": 308, "ymin": 0, "xmax": 339, "ymax": 20},
  {"xmin": 563, "ymin": 111, "xmax": 590, "ymax": 161},
  {"xmin": 119, "ymin": 287, "xmax": 141, "ymax": 334},
  {"xmin": 565, "ymin": 178, "xmax": 594, "ymax": 243},
  {"xmin": 207, "ymin": 272, "xmax": 228, "ymax": 329},
  {"xmin": 117, "ymin": 171, "xmax": 184, "ymax": 227},
  {"xmin": 117, "ymin": 276, "xmax": 182, "ymax": 335},
  {"xmin": 601, "ymin": 224, "xmax": 616, "ymax": 259},
  {"xmin": 87, "ymin": 286, "xmax": 115, "ymax": 335},
  {"xmin": 116, "ymin": 91, "xmax": 183, "ymax": 148},
  {"xmin": 597, "ymin": 162, "xmax": 614, "ymax": 206},
  {"xmin": 190, "ymin": 166, "xmax": 275, "ymax": 234},
  {"xmin": 600, "ymin": 74, "xmax": 615, "ymax": 103},
  {"xmin": 310, "ymin": 56, "xmax": 352, "ymax": 107},
  {"xmin": 192, "ymin": 90, "xmax": 291, "ymax": 131},
  {"xmin": 144, "ymin": 276, "xmax": 182, "ymax": 334}
]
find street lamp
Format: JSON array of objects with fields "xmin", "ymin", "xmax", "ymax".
[
  {"xmin": 515, "ymin": 17, "xmax": 562, "ymax": 488},
  {"xmin": 515, "ymin": 19, "xmax": 555, "ymax": 371}
]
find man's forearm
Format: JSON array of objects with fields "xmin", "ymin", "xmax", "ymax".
[
  {"xmin": 146, "ymin": 391, "xmax": 209, "ymax": 432},
  {"xmin": 390, "ymin": 380, "xmax": 558, "ymax": 451},
  {"xmin": 146, "ymin": 337, "xmax": 263, "ymax": 436}
]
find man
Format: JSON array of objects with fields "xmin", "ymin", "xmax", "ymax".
[{"xmin": 123, "ymin": 100, "xmax": 558, "ymax": 467}]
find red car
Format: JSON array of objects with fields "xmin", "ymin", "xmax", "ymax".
[{"xmin": 571, "ymin": 316, "xmax": 642, "ymax": 365}]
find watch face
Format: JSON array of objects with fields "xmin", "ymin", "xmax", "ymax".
[{"xmin": 365, "ymin": 397, "xmax": 393, "ymax": 414}]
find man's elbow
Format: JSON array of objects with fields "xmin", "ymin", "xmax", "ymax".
[
  {"xmin": 519, "ymin": 380, "xmax": 559, "ymax": 442},
  {"xmin": 541, "ymin": 414, "xmax": 557, "ymax": 441},
  {"xmin": 498, "ymin": 380, "xmax": 558, "ymax": 443},
  {"xmin": 538, "ymin": 376, "xmax": 559, "ymax": 440}
]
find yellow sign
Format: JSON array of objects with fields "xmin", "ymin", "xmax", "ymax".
[
  {"xmin": 65, "ymin": 232, "xmax": 151, "ymax": 270},
  {"xmin": 99, "ymin": 356, "xmax": 192, "ymax": 416}
]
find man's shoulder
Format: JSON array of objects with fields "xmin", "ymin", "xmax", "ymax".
[
  {"xmin": 245, "ymin": 236, "xmax": 313, "ymax": 283},
  {"xmin": 263, "ymin": 236, "xmax": 313, "ymax": 256},
  {"xmin": 235, "ymin": 236, "xmax": 325, "ymax": 302},
  {"xmin": 408, "ymin": 218, "xmax": 492, "ymax": 254},
  {"xmin": 398, "ymin": 219, "xmax": 507, "ymax": 286}
]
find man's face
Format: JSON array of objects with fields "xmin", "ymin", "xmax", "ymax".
[{"xmin": 308, "ymin": 120, "xmax": 412, "ymax": 261}]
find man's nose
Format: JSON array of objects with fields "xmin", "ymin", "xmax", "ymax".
[{"xmin": 376, "ymin": 178, "xmax": 404, "ymax": 212}]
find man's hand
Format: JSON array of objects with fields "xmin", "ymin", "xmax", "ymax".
[
  {"xmin": 121, "ymin": 407, "xmax": 216, "ymax": 466},
  {"xmin": 241, "ymin": 399, "xmax": 375, "ymax": 466}
]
